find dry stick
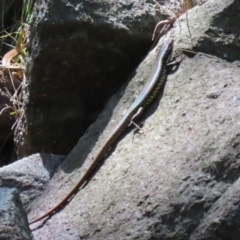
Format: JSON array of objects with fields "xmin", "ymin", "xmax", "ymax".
[{"xmin": 1, "ymin": 44, "xmax": 26, "ymax": 69}]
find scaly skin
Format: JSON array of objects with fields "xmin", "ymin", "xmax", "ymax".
[{"xmin": 29, "ymin": 39, "xmax": 174, "ymax": 225}]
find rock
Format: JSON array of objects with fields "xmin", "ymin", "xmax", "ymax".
[
  {"xmin": 0, "ymin": 153, "xmax": 65, "ymax": 209},
  {"xmin": 15, "ymin": 0, "xmax": 159, "ymax": 157},
  {"xmin": 0, "ymin": 187, "xmax": 33, "ymax": 240},
  {"xmin": 15, "ymin": 0, "xmax": 240, "ymax": 239}
]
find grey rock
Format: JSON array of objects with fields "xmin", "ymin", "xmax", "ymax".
[
  {"xmin": 0, "ymin": 153, "xmax": 65, "ymax": 210},
  {"xmin": 0, "ymin": 187, "xmax": 33, "ymax": 240},
  {"xmin": 24, "ymin": 0, "xmax": 240, "ymax": 239},
  {"xmin": 15, "ymin": 0, "xmax": 160, "ymax": 157}
]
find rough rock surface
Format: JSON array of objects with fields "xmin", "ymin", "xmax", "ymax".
[
  {"xmin": 24, "ymin": 0, "xmax": 240, "ymax": 239},
  {"xmin": 29, "ymin": 54, "xmax": 240, "ymax": 239},
  {"xmin": 15, "ymin": 0, "xmax": 160, "ymax": 157},
  {"xmin": 0, "ymin": 0, "xmax": 238, "ymax": 239},
  {"xmin": 0, "ymin": 153, "xmax": 65, "ymax": 210},
  {"xmin": 0, "ymin": 187, "xmax": 33, "ymax": 240}
]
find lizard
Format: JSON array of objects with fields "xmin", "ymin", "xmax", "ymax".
[{"xmin": 29, "ymin": 39, "xmax": 174, "ymax": 225}]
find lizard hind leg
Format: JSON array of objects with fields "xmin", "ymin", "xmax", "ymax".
[
  {"xmin": 128, "ymin": 107, "xmax": 145, "ymax": 134},
  {"xmin": 128, "ymin": 107, "xmax": 143, "ymax": 128}
]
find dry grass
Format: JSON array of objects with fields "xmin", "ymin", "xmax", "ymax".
[
  {"xmin": 0, "ymin": 24, "xmax": 28, "ymax": 120},
  {"xmin": 0, "ymin": 1, "xmax": 34, "ymax": 160},
  {"xmin": 152, "ymin": 0, "xmax": 207, "ymax": 40},
  {"xmin": 157, "ymin": 0, "xmax": 204, "ymax": 18},
  {"xmin": 0, "ymin": 1, "xmax": 32, "ymax": 121}
]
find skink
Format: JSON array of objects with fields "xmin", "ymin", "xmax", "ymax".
[{"xmin": 29, "ymin": 39, "xmax": 174, "ymax": 224}]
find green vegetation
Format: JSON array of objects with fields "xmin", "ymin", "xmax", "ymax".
[{"xmin": 0, "ymin": 0, "xmax": 35, "ymax": 56}]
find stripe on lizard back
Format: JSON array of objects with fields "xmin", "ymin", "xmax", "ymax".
[{"xmin": 29, "ymin": 39, "xmax": 174, "ymax": 225}]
